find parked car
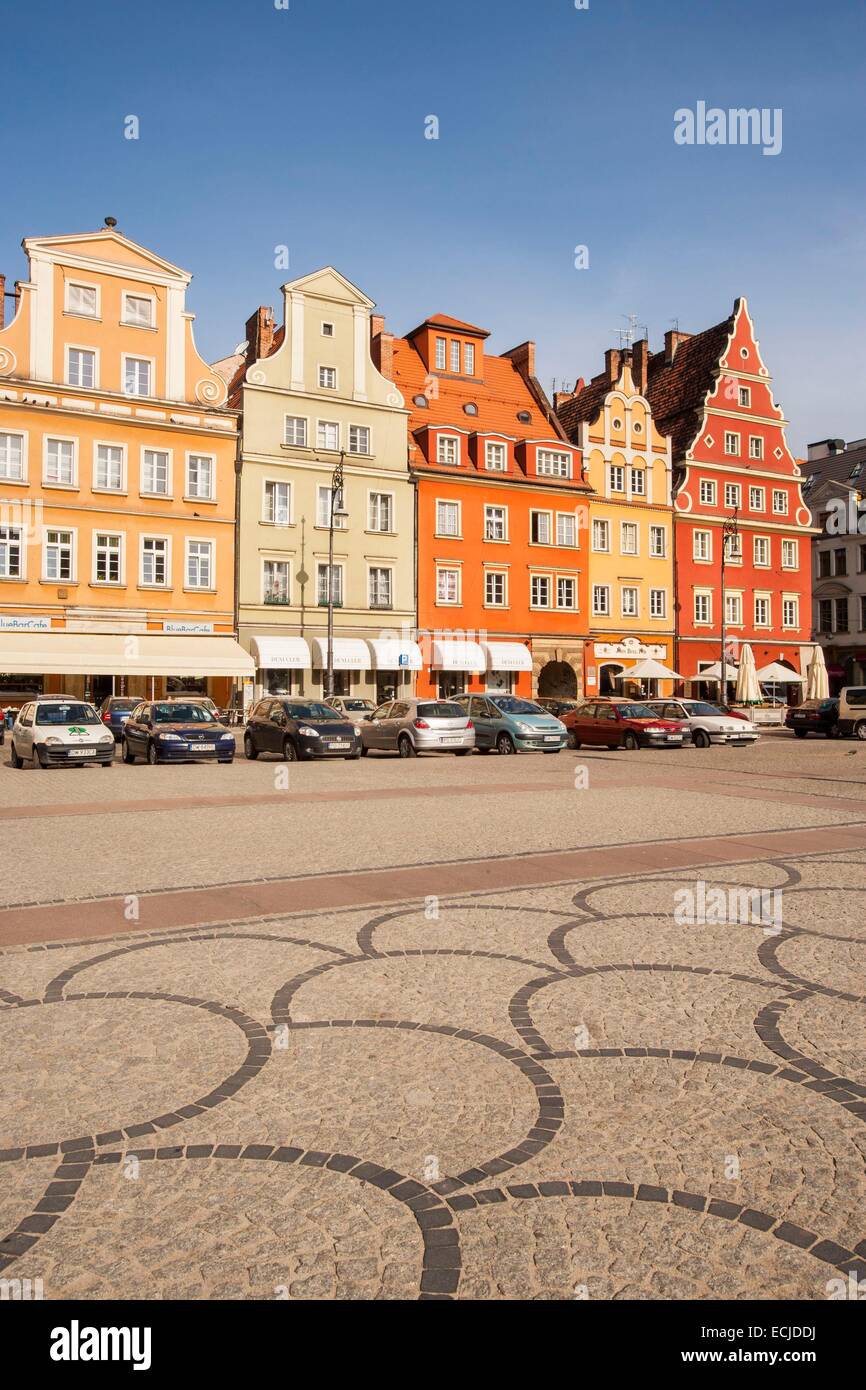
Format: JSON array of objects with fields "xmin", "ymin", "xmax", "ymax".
[
  {"xmin": 785, "ymin": 698, "xmax": 840, "ymax": 739},
  {"xmin": 644, "ymin": 699, "xmax": 759, "ymax": 748},
  {"xmin": 562, "ymin": 698, "xmax": 692, "ymax": 750},
  {"xmin": 244, "ymin": 697, "xmax": 362, "ymax": 761},
  {"xmin": 97, "ymin": 695, "xmax": 141, "ymax": 741},
  {"xmin": 122, "ymin": 701, "xmax": 236, "ymax": 764},
  {"xmin": 534, "ymin": 697, "xmax": 583, "ymax": 719},
  {"xmin": 452, "ymin": 694, "xmax": 566, "ymax": 754},
  {"xmin": 716, "ymin": 703, "xmax": 753, "ymax": 722},
  {"xmin": 325, "ymin": 696, "xmax": 376, "ymax": 717},
  {"xmin": 10, "ymin": 697, "xmax": 115, "ymax": 768},
  {"xmin": 835, "ymin": 687, "xmax": 866, "ymax": 740},
  {"xmin": 360, "ymin": 698, "xmax": 474, "ymax": 757}
]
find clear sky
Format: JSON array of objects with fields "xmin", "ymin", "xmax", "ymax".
[{"xmin": 2, "ymin": 0, "xmax": 864, "ymax": 451}]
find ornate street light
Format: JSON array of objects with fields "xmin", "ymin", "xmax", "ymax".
[
  {"xmin": 325, "ymin": 452, "xmax": 348, "ymax": 699},
  {"xmin": 720, "ymin": 507, "xmax": 739, "ymax": 703}
]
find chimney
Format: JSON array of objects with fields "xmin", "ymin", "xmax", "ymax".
[
  {"xmin": 503, "ymin": 341, "xmax": 536, "ymax": 379},
  {"xmin": 664, "ymin": 329, "xmax": 691, "ymax": 364},
  {"xmin": 604, "ymin": 347, "xmax": 622, "ymax": 383},
  {"xmin": 807, "ymin": 438, "xmax": 846, "ymax": 461},
  {"xmin": 632, "ymin": 338, "xmax": 649, "ymax": 393},
  {"xmin": 553, "ymin": 389, "xmax": 575, "ymax": 412},
  {"xmin": 245, "ymin": 305, "xmax": 275, "ymax": 365},
  {"xmin": 370, "ymin": 314, "xmax": 395, "ymax": 380}
]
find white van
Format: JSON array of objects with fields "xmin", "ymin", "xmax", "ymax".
[{"xmin": 836, "ymin": 687, "xmax": 866, "ymax": 739}]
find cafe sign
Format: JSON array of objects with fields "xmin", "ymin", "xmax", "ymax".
[
  {"xmin": 0, "ymin": 615, "xmax": 52, "ymax": 631},
  {"xmin": 594, "ymin": 639, "xmax": 666, "ymax": 660}
]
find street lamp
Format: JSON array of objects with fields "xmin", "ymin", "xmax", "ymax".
[
  {"xmin": 719, "ymin": 507, "xmax": 739, "ymax": 704},
  {"xmin": 325, "ymin": 452, "xmax": 348, "ymax": 699}
]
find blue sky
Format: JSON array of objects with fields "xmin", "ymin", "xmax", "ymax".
[{"xmin": 2, "ymin": 0, "xmax": 864, "ymax": 450}]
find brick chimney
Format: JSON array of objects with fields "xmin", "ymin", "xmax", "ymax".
[
  {"xmin": 632, "ymin": 338, "xmax": 649, "ymax": 394},
  {"xmin": 503, "ymin": 341, "xmax": 536, "ymax": 380},
  {"xmin": 664, "ymin": 329, "xmax": 691, "ymax": 365},
  {"xmin": 604, "ymin": 347, "xmax": 622, "ymax": 384},
  {"xmin": 245, "ymin": 305, "xmax": 275, "ymax": 365},
  {"xmin": 370, "ymin": 313, "xmax": 395, "ymax": 380}
]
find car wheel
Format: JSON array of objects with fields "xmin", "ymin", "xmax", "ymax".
[
  {"xmin": 360, "ymin": 745, "xmax": 369, "ymax": 757},
  {"xmin": 496, "ymin": 733, "xmax": 516, "ymax": 755},
  {"xmin": 9, "ymin": 742, "xmax": 22, "ymax": 768},
  {"xmin": 567, "ymin": 730, "xmax": 580, "ymax": 750},
  {"xmin": 122, "ymin": 739, "xmax": 135, "ymax": 764},
  {"xmin": 346, "ymin": 751, "xmax": 362, "ymax": 761},
  {"xmin": 793, "ymin": 729, "xmax": 808, "ymax": 739},
  {"xmin": 693, "ymin": 728, "xmax": 710, "ymax": 748},
  {"xmin": 622, "ymin": 731, "xmax": 639, "ymax": 751},
  {"xmin": 283, "ymin": 737, "xmax": 298, "ymax": 761},
  {"xmin": 147, "ymin": 741, "xmax": 160, "ymax": 765},
  {"xmin": 34, "ymin": 744, "xmax": 48, "ymax": 768},
  {"xmin": 855, "ymin": 721, "xmax": 866, "ymax": 742},
  {"xmin": 244, "ymin": 733, "xmax": 258, "ymax": 760},
  {"xmin": 398, "ymin": 734, "xmax": 417, "ymax": 758}
]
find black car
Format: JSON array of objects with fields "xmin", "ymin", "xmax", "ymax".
[
  {"xmin": 98, "ymin": 695, "xmax": 141, "ymax": 741},
  {"xmin": 122, "ymin": 700, "xmax": 236, "ymax": 764},
  {"xmin": 244, "ymin": 697, "xmax": 362, "ymax": 761},
  {"xmin": 785, "ymin": 698, "xmax": 840, "ymax": 738}
]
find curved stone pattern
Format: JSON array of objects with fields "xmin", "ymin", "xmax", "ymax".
[{"xmin": 0, "ymin": 849, "xmax": 864, "ymax": 1299}]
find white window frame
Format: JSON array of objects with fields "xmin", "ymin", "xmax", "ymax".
[
  {"xmin": 772, "ymin": 488, "xmax": 787, "ymax": 515},
  {"xmin": 262, "ymin": 557, "xmax": 292, "ymax": 605},
  {"xmin": 435, "ymin": 337, "xmax": 447, "ymax": 371},
  {"xmin": 316, "ymin": 561, "xmax": 344, "ymax": 608},
  {"xmin": 449, "ymin": 340, "xmax": 461, "ymax": 374},
  {"xmin": 43, "ymin": 435, "xmax": 78, "ymax": 488},
  {"xmin": 592, "ymin": 518, "xmax": 610, "ymax": 552},
  {"xmin": 368, "ymin": 565, "xmax": 393, "ymax": 610},
  {"xmin": 556, "ymin": 575, "xmax": 576, "ymax": 610},
  {"xmin": 0, "ymin": 524, "xmax": 25, "ymax": 579},
  {"xmin": 485, "ymin": 440, "xmax": 507, "ymax": 471},
  {"xmin": 649, "ymin": 588, "xmax": 667, "ymax": 619},
  {"xmin": 724, "ymin": 431, "xmax": 740, "ymax": 456},
  {"xmin": 320, "ymin": 320, "xmax": 335, "ymax": 338},
  {"xmin": 64, "ymin": 280, "xmax": 100, "ymax": 319},
  {"xmin": 749, "ymin": 436, "xmax": 764, "ymax": 460},
  {"xmin": 122, "ymin": 353, "xmax": 155, "ymax": 398},
  {"xmin": 185, "ymin": 537, "xmax": 215, "ymax": 591},
  {"xmin": 139, "ymin": 534, "xmax": 171, "ymax": 589},
  {"xmin": 556, "ymin": 512, "xmax": 577, "ymax": 547},
  {"xmin": 694, "ymin": 589, "xmax": 713, "ymax": 625},
  {"xmin": 699, "ymin": 478, "xmax": 717, "ymax": 506},
  {"xmin": 693, "ymin": 528, "xmax": 712, "ymax": 563},
  {"xmin": 464, "ymin": 342, "xmax": 476, "ymax": 375},
  {"xmin": 348, "ymin": 423, "xmax": 371, "ymax": 456},
  {"xmin": 318, "ymin": 365, "xmax": 338, "ymax": 390},
  {"xmin": 436, "ymin": 565, "xmax": 461, "ymax": 605},
  {"xmin": 484, "ymin": 504, "xmax": 508, "ymax": 542},
  {"xmin": 620, "ymin": 585, "xmax": 639, "ymax": 618},
  {"xmin": 436, "ymin": 434, "xmax": 461, "ymax": 466},
  {"xmin": 93, "ymin": 440, "xmax": 127, "ymax": 493},
  {"xmin": 725, "ymin": 591, "xmax": 743, "ymax": 626},
  {"xmin": 43, "ymin": 526, "xmax": 77, "ymax": 583},
  {"xmin": 749, "ymin": 485, "xmax": 765, "ymax": 511},
  {"xmin": 781, "ymin": 537, "xmax": 798, "ymax": 569},
  {"xmin": 592, "ymin": 584, "xmax": 611, "ymax": 617},
  {"xmin": 530, "ymin": 572, "xmax": 553, "ymax": 609},
  {"xmin": 738, "ymin": 386, "xmax": 751, "ymax": 407},
  {"xmin": 185, "ymin": 451, "xmax": 215, "ymax": 502},
  {"xmin": 724, "ymin": 482, "xmax": 741, "ymax": 509},
  {"xmin": 92, "ymin": 530, "xmax": 125, "ymax": 585},
  {"xmin": 608, "ymin": 463, "xmax": 625, "ymax": 492},
  {"xmin": 782, "ymin": 595, "xmax": 799, "ymax": 629},
  {"xmin": 367, "ymin": 490, "xmax": 394, "ymax": 533},
  {"xmin": 65, "ymin": 344, "xmax": 98, "ymax": 390},
  {"xmin": 317, "ymin": 419, "xmax": 341, "ymax": 452},
  {"xmin": 620, "ymin": 521, "xmax": 639, "ymax": 556},
  {"xmin": 537, "ymin": 448, "xmax": 571, "ymax": 479},
  {"xmin": 121, "ymin": 291, "xmax": 156, "ymax": 329},
  {"xmin": 754, "ymin": 593, "xmax": 771, "ymax": 628},
  {"xmin": 0, "ymin": 430, "xmax": 28, "ymax": 483},
  {"xmin": 630, "ymin": 466, "xmax": 646, "ymax": 496},
  {"xmin": 530, "ymin": 509, "xmax": 553, "ymax": 546},
  {"xmin": 262, "ymin": 478, "xmax": 292, "ymax": 526},
  {"xmin": 317, "ymin": 484, "xmax": 347, "ymax": 530},
  {"xmin": 649, "ymin": 524, "xmax": 667, "ymax": 558},
  {"xmin": 140, "ymin": 446, "xmax": 173, "ymax": 498},
  {"xmin": 484, "ymin": 569, "xmax": 507, "ymax": 607},
  {"xmin": 753, "ymin": 535, "xmax": 771, "ymax": 567},
  {"xmin": 284, "ymin": 415, "xmax": 309, "ymax": 448},
  {"xmin": 435, "ymin": 498, "xmax": 461, "ymax": 538}
]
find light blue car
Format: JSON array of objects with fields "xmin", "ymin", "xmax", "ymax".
[{"xmin": 454, "ymin": 694, "xmax": 567, "ymax": 754}]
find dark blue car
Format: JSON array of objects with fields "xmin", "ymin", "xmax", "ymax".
[
  {"xmin": 122, "ymin": 700, "xmax": 236, "ymax": 765},
  {"xmin": 97, "ymin": 696, "xmax": 141, "ymax": 742}
]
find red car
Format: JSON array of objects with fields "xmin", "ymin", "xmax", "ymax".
[{"xmin": 563, "ymin": 698, "xmax": 693, "ymax": 750}]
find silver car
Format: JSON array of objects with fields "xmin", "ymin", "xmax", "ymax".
[
  {"xmin": 360, "ymin": 698, "xmax": 475, "ymax": 757},
  {"xmin": 644, "ymin": 699, "xmax": 759, "ymax": 748}
]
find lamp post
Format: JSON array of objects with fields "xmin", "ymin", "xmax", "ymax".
[
  {"xmin": 325, "ymin": 452, "xmax": 348, "ymax": 699},
  {"xmin": 719, "ymin": 507, "xmax": 739, "ymax": 704}
]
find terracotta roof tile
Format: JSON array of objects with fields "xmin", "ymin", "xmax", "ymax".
[{"xmin": 408, "ymin": 313, "xmax": 489, "ymax": 338}]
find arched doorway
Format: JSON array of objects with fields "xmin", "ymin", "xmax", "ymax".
[
  {"xmin": 599, "ymin": 662, "xmax": 624, "ymax": 695},
  {"xmin": 538, "ymin": 660, "xmax": 577, "ymax": 698}
]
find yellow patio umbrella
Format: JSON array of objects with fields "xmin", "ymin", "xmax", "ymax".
[
  {"xmin": 805, "ymin": 645, "xmax": 830, "ymax": 701},
  {"xmin": 735, "ymin": 643, "xmax": 761, "ymax": 704}
]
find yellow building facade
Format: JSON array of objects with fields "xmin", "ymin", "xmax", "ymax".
[
  {"xmin": 556, "ymin": 348, "xmax": 676, "ymax": 696},
  {"xmin": 0, "ymin": 226, "xmax": 251, "ymax": 709}
]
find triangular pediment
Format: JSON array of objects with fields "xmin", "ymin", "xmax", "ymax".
[
  {"xmin": 23, "ymin": 229, "xmax": 191, "ymax": 281},
  {"xmin": 283, "ymin": 266, "xmax": 374, "ymax": 309}
]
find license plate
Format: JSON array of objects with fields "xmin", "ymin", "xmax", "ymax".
[
  {"xmin": 119, "ymin": 714, "xmax": 130, "ymax": 722},
  {"xmin": 543, "ymin": 734, "xmax": 560, "ymax": 742},
  {"xmin": 665, "ymin": 735, "xmax": 683, "ymax": 742},
  {"xmin": 328, "ymin": 741, "xmax": 350, "ymax": 749},
  {"xmin": 441, "ymin": 736, "xmax": 463, "ymax": 744},
  {"xmin": 198, "ymin": 743, "xmax": 217, "ymax": 751},
  {"xmin": 71, "ymin": 748, "xmax": 96, "ymax": 757}
]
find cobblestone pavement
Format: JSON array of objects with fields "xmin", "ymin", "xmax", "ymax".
[{"xmin": 2, "ymin": 842, "xmax": 865, "ymax": 1299}]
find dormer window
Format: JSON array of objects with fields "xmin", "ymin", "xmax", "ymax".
[
  {"xmin": 437, "ymin": 435, "xmax": 460, "ymax": 466},
  {"xmin": 537, "ymin": 448, "xmax": 571, "ymax": 479},
  {"xmin": 435, "ymin": 337, "xmax": 447, "ymax": 371},
  {"xmin": 449, "ymin": 341, "xmax": 460, "ymax": 373},
  {"xmin": 464, "ymin": 343, "xmax": 475, "ymax": 375},
  {"xmin": 485, "ymin": 441, "xmax": 507, "ymax": 471}
]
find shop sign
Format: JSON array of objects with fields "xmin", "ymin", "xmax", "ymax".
[
  {"xmin": 163, "ymin": 621, "xmax": 214, "ymax": 635},
  {"xmin": 594, "ymin": 639, "xmax": 666, "ymax": 660},
  {"xmin": 0, "ymin": 615, "xmax": 51, "ymax": 631}
]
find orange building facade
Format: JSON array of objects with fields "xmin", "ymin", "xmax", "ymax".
[
  {"xmin": 378, "ymin": 313, "xmax": 591, "ymax": 698},
  {"xmin": 0, "ymin": 226, "xmax": 251, "ymax": 710}
]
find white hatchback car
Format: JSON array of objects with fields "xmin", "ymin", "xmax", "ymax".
[
  {"xmin": 644, "ymin": 699, "xmax": 759, "ymax": 748},
  {"xmin": 10, "ymin": 697, "xmax": 116, "ymax": 768}
]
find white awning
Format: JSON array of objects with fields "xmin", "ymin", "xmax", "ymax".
[
  {"xmin": 431, "ymin": 639, "xmax": 486, "ymax": 672},
  {"xmin": 698, "ymin": 660, "xmax": 739, "ymax": 681},
  {"xmin": 757, "ymin": 661, "xmax": 805, "ymax": 684},
  {"xmin": 310, "ymin": 637, "xmax": 370, "ymax": 670},
  {"xmin": 480, "ymin": 640, "xmax": 533, "ymax": 673},
  {"xmin": 250, "ymin": 636, "xmax": 311, "ymax": 670},
  {"xmin": 0, "ymin": 632, "xmax": 254, "ymax": 677},
  {"xmin": 625, "ymin": 658, "xmax": 682, "ymax": 681},
  {"xmin": 366, "ymin": 639, "xmax": 423, "ymax": 671}
]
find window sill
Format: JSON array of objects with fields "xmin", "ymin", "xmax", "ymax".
[
  {"xmin": 483, "ymin": 537, "xmax": 509, "ymax": 545},
  {"xmin": 182, "ymin": 587, "xmax": 217, "ymax": 594},
  {"xmin": 92, "ymin": 487, "xmax": 128, "ymax": 497},
  {"xmin": 434, "ymin": 533, "xmax": 462, "ymax": 541},
  {"xmin": 90, "ymin": 582, "xmax": 126, "ymax": 589},
  {"xmin": 261, "ymin": 520, "xmax": 295, "ymax": 529},
  {"xmin": 364, "ymin": 529, "xmax": 397, "ymax": 538},
  {"xmin": 39, "ymin": 579, "xmax": 78, "ymax": 586},
  {"xmin": 42, "ymin": 482, "xmax": 79, "ymax": 491},
  {"xmin": 184, "ymin": 495, "xmax": 217, "ymax": 505},
  {"xmin": 0, "ymin": 477, "xmax": 28, "ymax": 487},
  {"xmin": 0, "ymin": 575, "xmax": 26, "ymax": 583},
  {"xmin": 434, "ymin": 602, "xmax": 462, "ymax": 608},
  {"xmin": 121, "ymin": 321, "xmax": 156, "ymax": 332},
  {"xmin": 138, "ymin": 584, "xmax": 173, "ymax": 591},
  {"xmin": 140, "ymin": 492, "xmax": 174, "ymax": 501}
]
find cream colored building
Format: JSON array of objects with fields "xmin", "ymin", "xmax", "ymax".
[{"xmin": 226, "ymin": 268, "xmax": 416, "ymax": 706}]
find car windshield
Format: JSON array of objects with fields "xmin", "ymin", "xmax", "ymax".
[
  {"xmin": 35, "ymin": 703, "xmax": 100, "ymax": 726},
  {"xmin": 489, "ymin": 697, "xmax": 541, "ymax": 715},
  {"xmin": 107, "ymin": 698, "xmax": 139, "ymax": 710},
  {"xmin": 153, "ymin": 703, "xmax": 216, "ymax": 723},
  {"xmin": 618, "ymin": 703, "xmax": 660, "ymax": 719},
  {"xmin": 416, "ymin": 702, "xmax": 464, "ymax": 719},
  {"xmin": 286, "ymin": 703, "xmax": 341, "ymax": 721},
  {"xmin": 341, "ymin": 699, "xmax": 373, "ymax": 711},
  {"xmin": 683, "ymin": 702, "xmax": 723, "ymax": 716}
]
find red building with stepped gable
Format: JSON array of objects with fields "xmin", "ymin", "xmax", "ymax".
[{"xmin": 645, "ymin": 298, "xmax": 815, "ymax": 695}]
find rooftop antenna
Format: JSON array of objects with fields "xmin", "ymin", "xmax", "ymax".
[
  {"xmin": 609, "ymin": 313, "xmax": 642, "ymax": 349},
  {"xmin": 669, "ymin": 316, "xmax": 680, "ymax": 332}
]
